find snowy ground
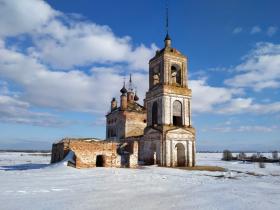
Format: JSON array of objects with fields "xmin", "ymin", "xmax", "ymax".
[{"xmin": 0, "ymin": 152, "xmax": 279, "ymax": 210}]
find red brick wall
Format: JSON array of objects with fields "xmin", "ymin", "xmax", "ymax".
[
  {"xmin": 68, "ymin": 141, "xmax": 121, "ymax": 168},
  {"xmin": 51, "ymin": 139, "xmax": 140, "ymax": 168}
]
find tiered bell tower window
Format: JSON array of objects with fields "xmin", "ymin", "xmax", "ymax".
[
  {"xmin": 173, "ymin": 100, "xmax": 182, "ymax": 126},
  {"xmin": 171, "ymin": 64, "xmax": 181, "ymax": 85}
]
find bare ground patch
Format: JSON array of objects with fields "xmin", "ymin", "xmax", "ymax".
[{"xmin": 178, "ymin": 165, "xmax": 226, "ymax": 172}]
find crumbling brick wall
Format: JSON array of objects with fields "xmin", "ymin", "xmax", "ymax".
[
  {"xmin": 69, "ymin": 140, "xmax": 120, "ymax": 168},
  {"xmin": 51, "ymin": 138, "xmax": 139, "ymax": 168},
  {"xmin": 50, "ymin": 142, "xmax": 65, "ymax": 163},
  {"xmin": 124, "ymin": 112, "xmax": 146, "ymax": 138},
  {"xmin": 129, "ymin": 141, "xmax": 138, "ymax": 168}
]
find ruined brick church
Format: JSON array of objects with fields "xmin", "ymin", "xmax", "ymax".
[{"xmin": 51, "ymin": 33, "xmax": 196, "ymax": 168}]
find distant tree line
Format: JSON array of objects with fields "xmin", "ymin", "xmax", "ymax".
[
  {"xmin": 222, "ymin": 150, "xmax": 280, "ymax": 168},
  {"xmin": 0, "ymin": 149, "xmax": 51, "ymax": 153}
]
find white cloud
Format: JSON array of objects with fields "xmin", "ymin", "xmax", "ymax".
[
  {"xmin": 209, "ymin": 125, "xmax": 276, "ymax": 133},
  {"xmin": 236, "ymin": 125, "xmax": 274, "ymax": 132},
  {"xmin": 189, "ymin": 79, "xmax": 235, "ymax": 112},
  {"xmin": 0, "ymin": 0, "xmax": 157, "ymax": 123},
  {"xmin": 0, "ymin": 0, "xmax": 57, "ymax": 37},
  {"xmin": 232, "ymin": 27, "xmax": 242, "ymax": 34},
  {"xmin": 267, "ymin": 26, "xmax": 278, "ymax": 36},
  {"xmin": 0, "ymin": 0, "xmax": 280, "ymax": 129},
  {"xmin": 0, "ymin": 45, "xmax": 149, "ymax": 114},
  {"xmin": 250, "ymin": 26, "xmax": 261, "ymax": 34},
  {"xmin": 217, "ymin": 98, "xmax": 253, "ymax": 114},
  {"xmin": 0, "ymin": 0, "xmax": 157, "ymax": 71},
  {"xmin": 190, "ymin": 76, "xmax": 280, "ymax": 115},
  {"xmin": 33, "ymin": 22, "xmax": 157, "ymax": 70},
  {"xmin": 0, "ymin": 81, "xmax": 9, "ymax": 95},
  {"xmin": 225, "ymin": 42, "xmax": 280, "ymax": 91},
  {"xmin": 0, "ymin": 94, "xmax": 65, "ymax": 127},
  {"xmin": 218, "ymin": 97, "xmax": 280, "ymax": 114},
  {"xmin": 1, "ymin": 38, "xmax": 279, "ymax": 122}
]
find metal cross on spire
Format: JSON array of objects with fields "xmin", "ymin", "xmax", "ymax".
[
  {"xmin": 164, "ymin": 0, "xmax": 172, "ymax": 49},
  {"xmin": 123, "ymin": 76, "xmax": 126, "ymax": 87},
  {"xmin": 166, "ymin": 0, "xmax": 169, "ymax": 36},
  {"xmin": 128, "ymin": 73, "xmax": 133, "ymax": 92}
]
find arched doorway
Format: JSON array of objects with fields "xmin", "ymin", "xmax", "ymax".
[
  {"xmin": 96, "ymin": 155, "xmax": 105, "ymax": 167},
  {"xmin": 175, "ymin": 143, "xmax": 186, "ymax": 167}
]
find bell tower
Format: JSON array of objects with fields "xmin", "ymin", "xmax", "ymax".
[
  {"xmin": 146, "ymin": 34, "xmax": 192, "ymax": 128},
  {"xmin": 141, "ymin": 7, "xmax": 196, "ymax": 167}
]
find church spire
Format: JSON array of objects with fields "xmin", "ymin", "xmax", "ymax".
[
  {"xmin": 128, "ymin": 73, "xmax": 133, "ymax": 92},
  {"xmin": 164, "ymin": 0, "xmax": 171, "ymax": 48}
]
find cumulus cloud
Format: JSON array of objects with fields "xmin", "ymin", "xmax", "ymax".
[
  {"xmin": 232, "ymin": 27, "xmax": 242, "ymax": 34},
  {"xmin": 0, "ymin": 0, "xmax": 157, "ymax": 71},
  {"xmin": 189, "ymin": 79, "xmax": 234, "ymax": 112},
  {"xmin": 225, "ymin": 42, "xmax": 280, "ymax": 91},
  {"xmin": 0, "ymin": 44, "xmax": 149, "ymax": 114},
  {"xmin": 0, "ymin": 0, "xmax": 57, "ymax": 37},
  {"xmin": 1, "ymin": 0, "xmax": 280, "ymax": 129},
  {"xmin": 31, "ymin": 24, "xmax": 157, "ymax": 70},
  {"xmin": 190, "ymin": 76, "xmax": 280, "ymax": 115},
  {"xmin": 0, "ymin": 0, "xmax": 157, "ymax": 127},
  {"xmin": 0, "ymin": 94, "xmax": 66, "ymax": 127},
  {"xmin": 250, "ymin": 26, "xmax": 262, "ymax": 34},
  {"xmin": 209, "ymin": 125, "xmax": 276, "ymax": 133},
  {"xmin": 266, "ymin": 26, "xmax": 278, "ymax": 37},
  {"xmin": 2, "ymin": 38, "xmax": 279, "ymax": 122},
  {"xmin": 217, "ymin": 97, "xmax": 280, "ymax": 114}
]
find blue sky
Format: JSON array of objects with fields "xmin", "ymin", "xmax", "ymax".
[{"xmin": 0, "ymin": 0, "xmax": 279, "ymax": 151}]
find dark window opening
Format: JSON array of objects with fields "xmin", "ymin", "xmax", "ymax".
[
  {"xmin": 96, "ymin": 155, "xmax": 104, "ymax": 167},
  {"xmin": 173, "ymin": 116, "xmax": 182, "ymax": 126},
  {"xmin": 173, "ymin": 100, "xmax": 183, "ymax": 126},
  {"xmin": 152, "ymin": 102, "xmax": 158, "ymax": 125},
  {"xmin": 111, "ymin": 128, "xmax": 116, "ymax": 137},
  {"xmin": 108, "ymin": 127, "xmax": 116, "ymax": 137}
]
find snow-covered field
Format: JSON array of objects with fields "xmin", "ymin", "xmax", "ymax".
[{"xmin": 0, "ymin": 152, "xmax": 279, "ymax": 210}]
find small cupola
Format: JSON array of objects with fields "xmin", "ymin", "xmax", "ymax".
[
  {"xmin": 164, "ymin": 33, "xmax": 171, "ymax": 48},
  {"xmin": 111, "ymin": 97, "xmax": 117, "ymax": 111},
  {"xmin": 120, "ymin": 84, "xmax": 127, "ymax": 95},
  {"xmin": 134, "ymin": 93, "xmax": 139, "ymax": 101}
]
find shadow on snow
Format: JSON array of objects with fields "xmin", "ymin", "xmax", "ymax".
[{"xmin": 0, "ymin": 163, "xmax": 50, "ymax": 171}]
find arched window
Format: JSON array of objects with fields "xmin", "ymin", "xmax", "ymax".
[
  {"xmin": 173, "ymin": 100, "xmax": 182, "ymax": 126},
  {"xmin": 171, "ymin": 65, "xmax": 181, "ymax": 85},
  {"xmin": 152, "ymin": 101, "xmax": 158, "ymax": 125}
]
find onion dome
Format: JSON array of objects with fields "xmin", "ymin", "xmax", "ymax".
[
  {"xmin": 134, "ymin": 93, "xmax": 139, "ymax": 101},
  {"xmin": 120, "ymin": 85, "xmax": 127, "ymax": 94}
]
